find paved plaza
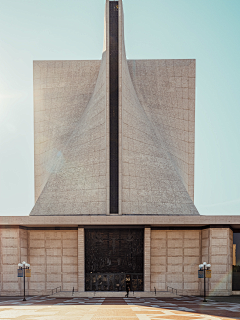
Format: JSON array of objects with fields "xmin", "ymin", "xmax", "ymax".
[{"xmin": 0, "ymin": 296, "xmax": 239, "ymax": 319}]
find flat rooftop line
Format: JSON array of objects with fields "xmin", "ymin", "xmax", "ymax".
[{"xmin": 0, "ymin": 215, "xmax": 239, "ymax": 228}]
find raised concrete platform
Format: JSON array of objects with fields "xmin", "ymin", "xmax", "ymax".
[{"xmin": 50, "ymin": 291, "xmax": 178, "ymax": 298}]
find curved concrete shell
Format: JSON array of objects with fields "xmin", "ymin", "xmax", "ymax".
[{"xmin": 30, "ymin": 0, "xmax": 198, "ymax": 216}]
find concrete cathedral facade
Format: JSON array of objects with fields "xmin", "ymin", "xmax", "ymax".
[{"xmin": 0, "ymin": 0, "xmax": 240, "ymax": 297}]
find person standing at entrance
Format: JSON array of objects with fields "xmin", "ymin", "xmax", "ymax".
[{"xmin": 125, "ymin": 285, "xmax": 130, "ymax": 298}]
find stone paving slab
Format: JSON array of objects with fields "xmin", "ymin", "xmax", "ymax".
[{"xmin": 0, "ymin": 297, "xmax": 239, "ymax": 319}]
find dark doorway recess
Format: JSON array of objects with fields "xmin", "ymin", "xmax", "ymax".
[
  {"xmin": 85, "ymin": 228, "xmax": 144, "ymax": 291},
  {"xmin": 109, "ymin": 1, "xmax": 119, "ymax": 213},
  {"xmin": 233, "ymin": 233, "xmax": 240, "ymax": 290},
  {"xmin": 85, "ymin": 273, "xmax": 143, "ymax": 292}
]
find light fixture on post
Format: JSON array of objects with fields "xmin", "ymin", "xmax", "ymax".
[
  {"xmin": 198, "ymin": 262, "xmax": 211, "ymax": 302},
  {"xmin": 17, "ymin": 261, "xmax": 31, "ymax": 301}
]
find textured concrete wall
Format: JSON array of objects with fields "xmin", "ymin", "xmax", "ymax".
[
  {"xmin": 0, "ymin": 229, "xmax": 78, "ymax": 296},
  {"xmin": 31, "ymin": 54, "xmax": 108, "ymax": 215},
  {"xmin": 120, "ymin": 34, "xmax": 197, "ymax": 214},
  {"xmin": 150, "ymin": 230, "xmax": 201, "ymax": 295},
  {"xmin": 0, "ymin": 228, "xmax": 29, "ymax": 296},
  {"xmin": 30, "ymin": 0, "xmax": 198, "ymax": 216},
  {"xmin": 28, "ymin": 230, "xmax": 78, "ymax": 295},
  {"xmin": 0, "ymin": 228, "xmax": 21, "ymax": 295},
  {"xmin": 201, "ymin": 228, "xmax": 233, "ymax": 296},
  {"xmin": 0, "ymin": 227, "xmax": 234, "ymax": 296},
  {"xmin": 33, "ymin": 60, "xmax": 101, "ymax": 202},
  {"xmin": 128, "ymin": 59, "xmax": 195, "ymax": 202}
]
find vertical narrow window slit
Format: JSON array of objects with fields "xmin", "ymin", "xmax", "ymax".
[{"xmin": 109, "ymin": 1, "xmax": 119, "ymax": 214}]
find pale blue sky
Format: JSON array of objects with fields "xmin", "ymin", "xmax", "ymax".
[{"xmin": 0, "ymin": 0, "xmax": 240, "ymax": 216}]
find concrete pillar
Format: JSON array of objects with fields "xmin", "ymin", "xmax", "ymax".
[
  {"xmin": 144, "ymin": 227, "xmax": 151, "ymax": 291},
  {"xmin": 201, "ymin": 227, "xmax": 233, "ymax": 296},
  {"xmin": 78, "ymin": 228, "xmax": 85, "ymax": 292}
]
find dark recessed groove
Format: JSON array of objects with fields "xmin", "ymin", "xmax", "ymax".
[{"xmin": 109, "ymin": 1, "xmax": 119, "ymax": 214}]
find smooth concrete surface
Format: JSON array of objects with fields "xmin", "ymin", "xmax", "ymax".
[{"xmin": 0, "ymin": 215, "xmax": 240, "ymax": 227}]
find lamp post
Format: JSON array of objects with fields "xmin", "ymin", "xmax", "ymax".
[
  {"xmin": 199, "ymin": 262, "xmax": 211, "ymax": 302},
  {"xmin": 18, "ymin": 261, "xmax": 30, "ymax": 301}
]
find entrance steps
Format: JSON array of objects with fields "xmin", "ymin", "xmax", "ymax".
[{"xmin": 51, "ymin": 291, "xmax": 178, "ymax": 298}]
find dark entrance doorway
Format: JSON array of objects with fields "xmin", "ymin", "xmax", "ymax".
[
  {"xmin": 233, "ymin": 232, "xmax": 240, "ymax": 291},
  {"xmin": 85, "ymin": 228, "xmax": 144, "ymax": 291}
]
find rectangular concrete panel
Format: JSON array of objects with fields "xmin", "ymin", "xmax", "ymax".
[
  {"xmin": 150, "ymin": 230, "xmax": 200, "ymax": 295},
  {"xmin": 201, "ymin": 228, "xmax": 233, "ymax": 296}
]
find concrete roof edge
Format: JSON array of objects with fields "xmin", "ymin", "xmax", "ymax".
[{"xmin": 0, "ymin": 215, "xmax": 240, "ymax": 228}]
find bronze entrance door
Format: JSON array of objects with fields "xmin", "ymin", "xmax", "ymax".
[
  {"xmin": 85, "ymin": 228, "xmax": 144, "ymax": 291},
  {"xmin": 85, "ymin": 273, "xmax": 143, "ymax": 291},
  {"xmin": 86, "ymin": 273, "xmax": 125, "ymax": 291}
]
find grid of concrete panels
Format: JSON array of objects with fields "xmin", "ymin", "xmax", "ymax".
[
  {"xmin": 32, "ymin": 55, "xmax": 108, "ymax": 216},
  {"xmin": 150, "ymin": 230, "xmax": 201, "ymax": 294},
  {"xmin": 31, "ymin": 1, "xmax": 198, "ymax": 215},
  {"xmin": 201, "ymin": 228, "xmax": 233, "ymax": 296},
  {"xmin": 28, "ymin": 230, "xmax": 78, "ymax": 294},
  {"xmin": 0, "ymin": 226, "xmax": 235, "ymax": 296},
  {"xmin": 31, "ymin": 0, "xmax": 198, "ymax": 216},
  {"xmin": 117, "ymin": 0, "xmax": 197, "ymax": 216},
  {"xmin": 121, "ymin": 50, "xmax": 197, "ymax": 215},
  {"xmin": 150, "ymin": 228, "xmax": 233, "ymax": 296},
  {"xmin": 0, "ymin": 228, "xmax": 21, "ymax": 294},
  {"xmin": 128, "ymin": 60, "xmax": 195, "ymax": 202},
  {"xmin": 0, "ymin": 228, "xmax": 28, "ymax": 294},
  {"xmin": 33, "ymin": 60, "xmax": 101, "ymax": 203}
]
